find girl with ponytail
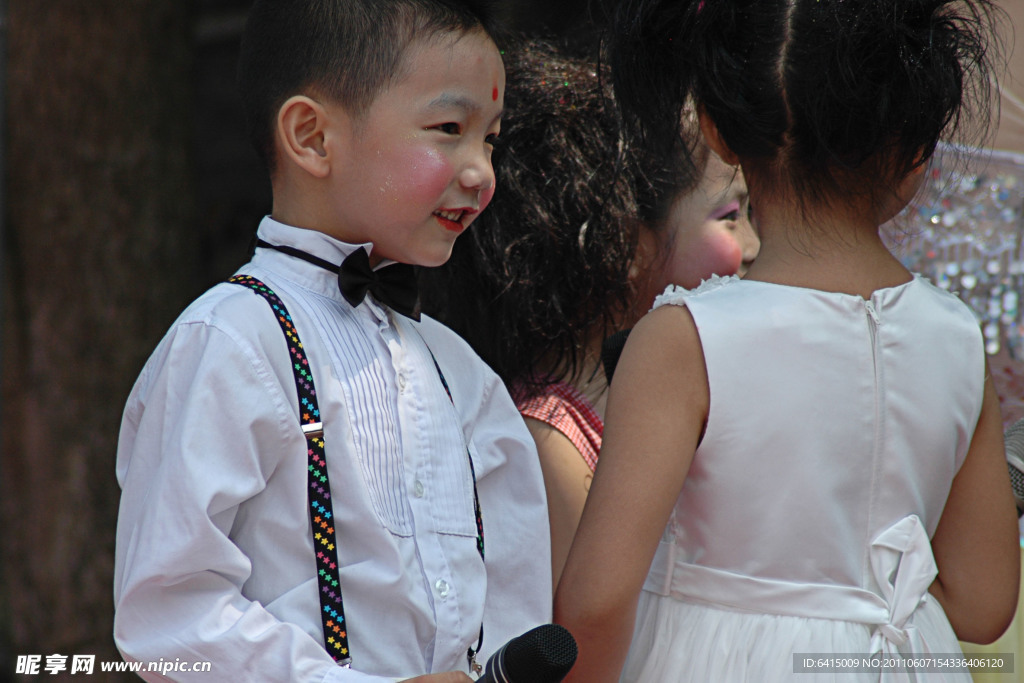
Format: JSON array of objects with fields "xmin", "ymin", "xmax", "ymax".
[{"xmin": 555, "ymin": 2, "xmax": 1018, "ymax": 681}]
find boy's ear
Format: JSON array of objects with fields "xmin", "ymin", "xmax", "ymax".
[
  {"xmin": 276, "ymin": 95, "xmax": 334, "ymax": 179},
  {"xmin": 697, "ymin": 109, "xmax": 740, "ymax": 167}
]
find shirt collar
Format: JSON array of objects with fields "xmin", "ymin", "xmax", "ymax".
[{"xmin": 250, "ymin": 216, "xmax": 392, "ymax": 303}]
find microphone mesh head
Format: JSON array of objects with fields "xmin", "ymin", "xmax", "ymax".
[
  {"xmin": 503, "ymin": 624, "xmax": 578, "ymax": 682},
  {"xmin": 1004, "ymin": 418, "xmax": 1024, "ymax": 514},
  {"xmin": 1009, "ymin": 465, "xmax": 1024, "ymax": 507}
]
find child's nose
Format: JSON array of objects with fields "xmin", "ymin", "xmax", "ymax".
[
  {"xmin": 458, "ymin": 153, "xmax": 495, "ymax": 193},
  {"xmin": 736, "ymin": 216, "xmax": 760, "ymax": 265}
]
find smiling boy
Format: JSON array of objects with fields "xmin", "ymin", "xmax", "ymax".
[
  {"xmin": 112, "ymin": 2, "xmax": 551, "ymax": 681},
  {"xmin": 270, "ymin": 28, "xmax": 502, "ymax": 267}
]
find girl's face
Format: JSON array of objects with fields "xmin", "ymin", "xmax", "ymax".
[{"xmin": 658, "ymin": 151, "xmax": 759, "ymax": 290}]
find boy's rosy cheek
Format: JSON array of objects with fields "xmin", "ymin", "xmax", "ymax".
[
  {"xmin": 479, "ymin": 186, "xmax": 496, "ymax": 213},
  {"xmin": 398, "ymin": 147, "xmax": 452, "ymax": 200}
]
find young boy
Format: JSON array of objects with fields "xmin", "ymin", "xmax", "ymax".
[{"xmin": 112, "ymin": 1, "xmax": 552, "ymax": 681}]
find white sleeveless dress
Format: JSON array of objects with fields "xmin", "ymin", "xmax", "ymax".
[{"xmin": 620, "ymin": 275, "xmax": 986, "ymax": 683}]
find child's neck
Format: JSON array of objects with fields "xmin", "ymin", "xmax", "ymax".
[
  {"xmin": 271, "ymin": 179, "xmax": 384, "ymax": 263},
  {"xmin": 746, "ymin": 203, "xmax": 912, "ymax": 299}
]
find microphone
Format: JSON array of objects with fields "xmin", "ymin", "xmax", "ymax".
[
  {"xmin": 1004, "ymin": 418, "xmax": 1024, "ymax": 518},
  {"xmin": 476, "ymin": 624, "xmax": 577, "ymax": 683},
  {"xmin": 601, "ymin": 329, "xmax": 631, "ymax": 385}
]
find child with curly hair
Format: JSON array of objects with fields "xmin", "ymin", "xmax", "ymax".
[{"xmin": 420, "ymin": 40, "xmax": 758, "ymax": 585}]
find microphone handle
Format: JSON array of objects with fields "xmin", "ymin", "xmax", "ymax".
[{"xmin": 475, "ymin": 645, "xmax": 509, "ymax": 683}]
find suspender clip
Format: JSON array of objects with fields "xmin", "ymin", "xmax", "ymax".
[{"xmin": 302, "ymin": 421, "xmax": 324, "ymax": 439}]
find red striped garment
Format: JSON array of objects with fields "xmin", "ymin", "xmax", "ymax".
[{"xmin": 515, "ymin": 381, "xmax": 603, "ymax": 472}]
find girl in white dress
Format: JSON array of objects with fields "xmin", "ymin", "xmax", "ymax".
[{"xmin": 554, "ymin": 1, "xmax": 1020, "ymax": 681}]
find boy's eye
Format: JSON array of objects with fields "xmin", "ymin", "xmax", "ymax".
[
  {"xmin": 435, "ymin": 122, "xmax": 461, "ymax": 135},
  {"xmin": 721, "ymin": 209, "xmax": 741, "ymax": 222}
]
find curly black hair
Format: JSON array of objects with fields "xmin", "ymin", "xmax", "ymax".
[
  {"xmin": 419, "ymin": 39, "xmax": 696, "ymax": 394},
  {"xmin": 607, "ymin": 0, "xmax": 1004, "ymax": 210}
]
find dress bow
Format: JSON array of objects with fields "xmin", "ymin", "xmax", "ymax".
[{"xmin": 867, "ymin": 515, "xmax": 940, "ymax": 681}]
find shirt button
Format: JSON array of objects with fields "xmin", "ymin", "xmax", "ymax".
[
  {"xmin": 397, "ymin": 373, "xmax": 407, "ymax": 392},
  {"xmin": 435, "ymin": 579, "xmax": 451, "ymax": 598},
  {"xmin": 413, "ymin": 480, "xmax": 425, "ymax": 498}
]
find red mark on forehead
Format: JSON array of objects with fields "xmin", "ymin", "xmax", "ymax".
[{"xmin": 492, "ymin": 85, "xmax": 499, "ymax": 101}]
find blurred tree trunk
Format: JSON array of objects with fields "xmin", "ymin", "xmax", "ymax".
[{"xmin": 2, "ymin": 1, "xmax": 198, "ymax": 679}]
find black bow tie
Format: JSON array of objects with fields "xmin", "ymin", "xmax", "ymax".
[{"xmin": 256, "ymin": 240, "xmax": 420, "ymax": 320}]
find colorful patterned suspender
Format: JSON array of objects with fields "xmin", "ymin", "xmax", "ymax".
[
  {"xmin": 229, "ymin": 274, "xmax": 485, "ymax": 672},
  {"xmin": 229, "ymin": 275, "xmax": 351, "ymax": 666}
]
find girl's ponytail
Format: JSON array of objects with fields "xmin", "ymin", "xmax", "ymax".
[
  {"xmin": 606, "ymin": 0, "xmax": 700, "ymax": 153},
  {"xmin": 688, "ymin": 0, "xmax": 790, "ymax": 162},
  {"xmin": 607, "ymin": 0, "xmax": 1002, "ymax": 205},
  {"xmin": 783, "ymin": 0, "xmax": 1001, "ymax": 190}
]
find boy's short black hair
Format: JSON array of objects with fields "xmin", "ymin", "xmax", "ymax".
[
  {"xmin": 608, "ymin": 0, "xmax": 1004, "ymax": 208},
  {"xmin": 238, "ymin": 0, "xmax": 501, "ymax": 173}
]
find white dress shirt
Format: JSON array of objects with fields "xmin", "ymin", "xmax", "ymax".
[{"xmin": 113, "ymin": 217, "xmax": 552, "ymax": 682}]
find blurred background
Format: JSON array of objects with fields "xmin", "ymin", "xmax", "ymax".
[{"xmin": 0, "ymin": 1, "xmax": 1020, "ymax": 681}]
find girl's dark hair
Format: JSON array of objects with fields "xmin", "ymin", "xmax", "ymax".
[
  {"xmin": 237, "ymin": 0, "xmax": 502, "ymax": 173},
  {"xmin": 419, "ymin": 40, "xmax": 694, "ymax": 394},
  {"xmin": 608, "ymin": 0, "xmax": 1003, "ymax": 207}
]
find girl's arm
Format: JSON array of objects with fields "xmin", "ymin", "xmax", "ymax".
[
  {"xmin": 929, "ymin": 369, "xmax": 1021, "ymax": 643},
  {"xmin": 554, "ymin": 305, "xmax": 709, "ymax": 683},
  {"xmin": 527, "ymin": 418, "xmax": 595, "ymax": 587}
]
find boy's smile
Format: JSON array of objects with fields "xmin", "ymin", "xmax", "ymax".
[{"xmin": 320, "ymin": 28, "xmax": 504, "ymax": 267}]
